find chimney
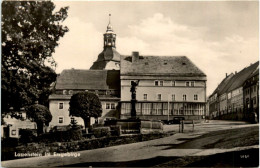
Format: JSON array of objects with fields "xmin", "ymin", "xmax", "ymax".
[
  {"xmin": 226, "ymin": 73, "xmax": 228, "ymax": 77},
  {"xmin": 132, "ymin": 51, "xmax": 139, "ymax": 62},
  {"xmin": 235, "ymin": 71, "xmax": 237, "ymax": 74}
]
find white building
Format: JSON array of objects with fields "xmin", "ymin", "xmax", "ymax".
[
  {"xmin": 120, "ymin": 52, "xmax": 207, "ymax": 121},
  {"xmin": 48, "ymin": 70, "xmax": 120, "ymax": 127},
  {"xmin": 1, "ymin": 111, "xmax": 36, "ymax": 138},
  {"xmin": 49, "ymin": 16, "xmax": 121, "ymax": 128}
]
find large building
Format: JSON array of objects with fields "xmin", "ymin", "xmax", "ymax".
[
  {"xmin": 243, "ymin": 66, "xmax": 259, "ymax": 120},
  {"xmin": 120, "ymin": 52, "xmax": 207, "ymax": 121},
  {"xmin": 49, "ymin": 16, "xmax": 208, "ymax": 127},
  {"xmin": 49, "ymin": 17, "xmax": 121, "ymax": 128},
  {"xmin": 48, "ymin": 70, "xmax": 120, "ymax": 127},
  {"xmin": 209, "ymin": 73, "xmax": 234, "ymax": 118},
  {"xmin": 208, "ymin": 61, "xmax": 259, "ymax": 120}
]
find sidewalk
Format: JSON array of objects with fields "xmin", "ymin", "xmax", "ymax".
[{"xmin": 1, "ymin": 120, "xmax": 258, "ymax": 167}]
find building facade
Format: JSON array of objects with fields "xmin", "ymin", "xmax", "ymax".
[
  {"xmin": 1, "ymin": 109, "xmax": 36, "ymax": 138},
  {"xmin": 49, "ymin": 16, "xmax": 208, "ymax": 127},
  {"xmin": 208, "ymin": 73, "xmax": 234, "ymax": 118},
  {"xmin": 243, "ymin": 66, "xmax": 259, "ymax": 120},
  {"xmin": 49, "ymin": 16, "xmax": 122, "ymax": 128},
  {"xmin": 120, "ymin": 52, "xmax": 207, "ymax": 121},
  {"xmin": 49, "ymin": 70, "xmax": 120, "ymax": 127},
  {"xmin": 209, "ymin": 61, "xmax": 259, "ymax": 120}
]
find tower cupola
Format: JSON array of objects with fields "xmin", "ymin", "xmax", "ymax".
[
  {"xmin": 90, "ymin": 14, "xmax": 121, "ymax": 70},
  {"xmin": 104, "ymin": 14, "xmax": 116, "ymax": 48}
]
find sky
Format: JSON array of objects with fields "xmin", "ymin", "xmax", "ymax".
[{"xmin": 52, "ymin": 1, "xmax": 259, "ymax": 96}]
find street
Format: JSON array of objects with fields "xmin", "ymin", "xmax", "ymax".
[{"xmin": 1, "ymin": 120, "xmax": 259, "ymax": 167}]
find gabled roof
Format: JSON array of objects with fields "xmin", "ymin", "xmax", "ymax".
[
  {"xmin": 226, "ymin": 61, "xmax": 258, "ymax": 92},
  {"xmin": 218, "ymin": 61, "xmax": 259, "ymax": 94},
  {"xmin": 248, "ymin": 66, "xmax": 259, "ymax": 79},
  {"xmin": 55, "ymin": 69, "xmax": 120, "ymax": 90},
  {"xmin": 120, "ymin": 55, "xmax": 206, "ymax": 77},
  {"xmin": 210, "ymin": 73, "xmax": 234, "ymax": 97}
]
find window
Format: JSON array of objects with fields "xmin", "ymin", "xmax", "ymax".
[
  {"xmin": 153, "ymin": 103, "xmax": 162, "ymax": 115},
  {"xmin": 172, "ymin": 94, "xmax": 175, "ymax": 101},
  {"xmin": 106, "ymin": 103, "xmax": 110, "ymax": 109},
  {"xmin": 155, "ymin": 80, "xmax": 163, "ymax": 86},
  {"xmin": 194, "ymin": 94, "xmax": 198, "ymax": 100},
  {"xmin": 142, "ymin": 103, "xmax": 152, "ymax": 115},
  {"xmin": 63, "ymin": 90, "xmax": 67, "ymax": 95},
  {"xmin": 11, "ymin": 130, "xmax": 16, "ymax": 136},
  {"xmin": 68, "ymin": 90, "xmax": 73, "ymax": 95},
  {"xmin": 191, "ymin": 81, "xmax": 195, "ymax": 87},
  {"xmin": 157, "ymin": 94, "xmax": 162, "ymax": 101},
  {"xmin": 111, "ymin": 103, "xmax": 115, "ymax": 109},
  {"xmin": 155, "ymin": 81, "xmax": 159, "ymax": 86},
  {"xmin": 59, "ymin": 103, "xmax": 64, "ymax": 109},
  {"xmin": 186, "ymin": 82, "xmax": 190, "ymax": 87},
  {"xmin": 58, "ymin": 116, "xmax": 64, "ymax": 124},
  {"xmin": 144, "ymin": 94, "xmax": 147, "ymax": 100},
  {"xmin": 172, "ymin": 81, "xmax": 176, "ymax": 86},
  {"xmin": 183, "ymin": 94, "xmax": 187, "ymax": 101},
  {"xmin": 159, "ymin": 81, "xmax": 163, "ymax": 86}
]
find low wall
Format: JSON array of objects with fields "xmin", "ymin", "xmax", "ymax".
[
  {"xmin": 140, "ymin": 120, "xmax": 163, "ymax": 134},
  {"xmin": 121, "ymin": 115, "xmax": 203, "ymax": 121},
  {"xmin": 105, "ymin": 119, "xmax": 163, "ymax": 134}
]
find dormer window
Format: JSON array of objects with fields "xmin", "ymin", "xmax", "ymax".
[
  {"xmin": 155, "ymin": 81, "xmax": 159, "ymax": 86},
  {"xmin": 155, "ymin": 80, "xmax": 163, "ymax": 86},
  {"xmin": 160, "ymin": 81, "xmax": 163, "ymax": 86},
  {"xmin": 63, "ymin": 90, "xmax": 67, "ymax": 95},
  {"xmin": 69, "ymin": 90, "xmax": 73, "ymax": 95}
]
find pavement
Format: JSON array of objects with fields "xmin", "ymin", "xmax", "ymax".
[{"xmin": 1, "ymin": 120, "xmax": 259, "ymax": 167}]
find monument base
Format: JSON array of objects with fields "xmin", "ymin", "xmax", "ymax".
[{"xmin": 104, "ymin": 118, "xmax": 163, "ymax": 134}]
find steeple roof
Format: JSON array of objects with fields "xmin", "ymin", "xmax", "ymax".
[
  {"xmin": 90, "ymin": 14, "xmax": 120, "ymax": 70},
  {"xmin": 106, "ymin": 14, "xmax": 113, "ymax": 33}
]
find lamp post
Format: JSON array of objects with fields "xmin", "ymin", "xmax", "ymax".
[{"xmin": 167, "ymin": 94, "xmax": 170, "ymax": 122}]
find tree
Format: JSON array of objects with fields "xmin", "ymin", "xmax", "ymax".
[
  {"xmin": 1, "ymin": 1, "xmax": 69, "ymax": 113},
  {"xmin": 26, "ymin": 103, "xmax": 52, "ymax": 135},
  {"xmin": 69, "ymin": 92, "xmax": 102, "ymax": 129}
]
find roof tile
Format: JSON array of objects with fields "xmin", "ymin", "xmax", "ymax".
[{"xmin": 120, "ymin": 55, "xmax": 206, "ymax": 77}]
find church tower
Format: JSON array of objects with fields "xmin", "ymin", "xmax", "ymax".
[{"xmin": 90, "ymin": 14, "xmax": 120, "ymax": 70}]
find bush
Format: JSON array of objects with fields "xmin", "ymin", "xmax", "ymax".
[
  {"xmin": 2, "ymin": 138, "xmax": 19, "ymax": 147},
  {"xmin": 19, "ymin": 129, "xmax": 37, "ymax": 144},
  {"xmin": 38, "ymin": 126, "xmax": 82, "ymax": 142},
  {"xmin": 68, "ymin": 127, "xmax": 82, "ymax": 140},
  {"xmin": 93, "ymin": 127, "xmax": 111, "ymax": 138}
]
